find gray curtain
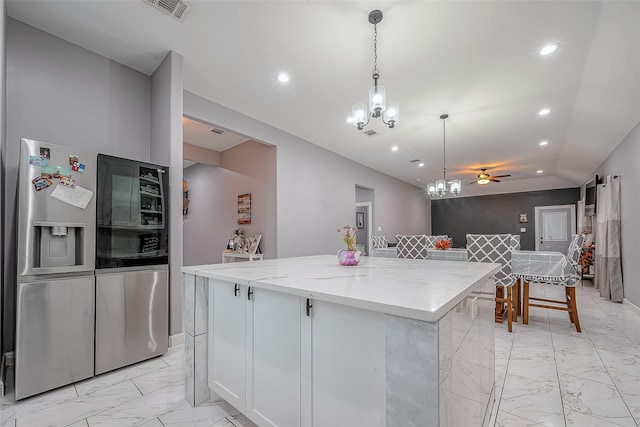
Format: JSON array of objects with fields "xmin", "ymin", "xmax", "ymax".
[{"xmin": 595, "ymin": 175, "xmax": 623, "ymax": 301}]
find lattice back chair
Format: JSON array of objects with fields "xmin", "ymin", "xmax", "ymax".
[
  {"xmin": 523, "ymin": 234, "xmax": 585, "ymax": 332},
  {"xmin": 511, "ymin": 235, "xmax": 521, "ymax": 250},
  {"xmin": 371, "ymin": 235, "xmax": 388, "ymax": 249},
  {"xmin": 467, "ymin": 234, "xmax": 518, "ymax": 332},
  {"xmin": 425, "ymin": 235, "xmax": 449, "ymax": 249},
  {"xmin": 395, "ymin": 235, "xmax": 428, "ymax": 259}
]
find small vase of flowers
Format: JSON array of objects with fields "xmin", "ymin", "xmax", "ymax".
[
  {"xmin": 434, "ymin": 239, "xmax": 451, "ymax": 250},
  {"xmin": 336, "ymin": 225, "xmax": 360, "ymax": 266}
]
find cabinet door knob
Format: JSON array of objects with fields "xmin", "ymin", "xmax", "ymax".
[
  {"xmin": 234, "ymin": 283, "xmax": 239, "ymax": 297},
  {"xmin": 306, "ymin": 298, "xmax": 313, "ymax": 317},
  {"xmin": 248, "ymin": 287, "xmax": 253, "ymax": 301}
]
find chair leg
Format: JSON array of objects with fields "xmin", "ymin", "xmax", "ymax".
[
  {"xmin": 565, "ymin": 287, "xmax": 574, "ymax": 324},
  {"xmin": 567, "ymin": 287, "xmax": 581, "ymax": 333},
  {"xmin": 514, "ymin": 280, "xmax": 519, "ymax": 321},
  {"xmin": 506, "ymin": 286, "xmax": 513, "ymax": 333},
  {"xmin": 523, "ymin": 281, "xmax": 529, "ymax": 325}
]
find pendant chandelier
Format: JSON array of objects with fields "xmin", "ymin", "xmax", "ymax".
[
  {"xmin": 351, "ymin": 10, "xmax": 399, "ymax": 131},
  {"xmin": 428, "ymin": 114, "xmax": 462, "ymax": 197}
]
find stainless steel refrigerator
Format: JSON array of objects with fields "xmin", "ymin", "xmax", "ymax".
[
  {"xmin": 95, "ymin": 154, "xmax": 169, "ymax": 375},
  {"xmin": 16, "ymin": 138, "xmax": 97, "ymax": 400}
]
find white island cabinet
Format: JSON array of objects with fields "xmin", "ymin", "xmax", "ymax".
[{"xmin": 183, "ymin": 255, "xmax": 499, "ymax": 427}]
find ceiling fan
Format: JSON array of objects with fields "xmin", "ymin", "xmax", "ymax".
[{"xmin": 469, "ymin": 168, "xmax": 511, "ymax": 185}]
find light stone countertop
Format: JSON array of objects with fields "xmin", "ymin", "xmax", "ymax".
[{"xmin": 182, "ymin": 255, "xmax": 499, "ymax": 322}]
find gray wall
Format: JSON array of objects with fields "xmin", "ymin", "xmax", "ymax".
[
  {"xmin": 184, "ymin": 92, "xmax": 430, "ymax": 258},
  {"xmin": 150, "ymin": 51, "xmax": 184, "ymax": 337},
  {"xmin": 4, "ymin": 18, "xmax": 151, "ymax": 350},
  {"xmin": 594, "ymin": 121, "xmax": 640, "ymax": 307},
  {"xmin": 431, "ymin": 188, "xmax": 580, "ymax": 250},
  {"xmin": 1, "ymin": 0, "xmax": 6, "ymax": 359},
  {"xmin": 183, "ymin": 141, "xmax": 277, "ymax": 266}
]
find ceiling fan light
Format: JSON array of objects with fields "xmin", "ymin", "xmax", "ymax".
[{"xmin": 477, "ymin": 178, "xmax": 490, "ymax": 185}]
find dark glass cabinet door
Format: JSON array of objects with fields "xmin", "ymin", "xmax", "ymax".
[{"xmin": 96, "ymin": 154, "xmax": 169, "ymax": 268}]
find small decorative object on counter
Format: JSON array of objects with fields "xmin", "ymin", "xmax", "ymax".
[
  {"xmin": 434, "ymin": 239, "xmax": 451, "ymax": 250},
  {"xmin": 337, "ymin": 225, "xmax": 360, "ymax": 266}
]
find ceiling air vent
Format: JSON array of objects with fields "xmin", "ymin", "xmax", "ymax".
[
  {"xmin": 410, "ymin": 159, "xmax": 421, "ymax": 163},
  {"xmin": 363, "ymin": 129, "xmax": 377, "ymax": 136},
  {"xmin": 144, "ymin": 0, "xmax": 190, "ymax": 22},
  {"xmin": 210, "ymin": 128, "xmax": 224, "ymax": 135}
]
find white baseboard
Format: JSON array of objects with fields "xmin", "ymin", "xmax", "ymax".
[
  {"xmin": 169, "ymin": 333, "xmax": 185, "ymax": 347},
  {"xmin": 623, "ymin": 298, "xmax": 640, "ymax": 315}
]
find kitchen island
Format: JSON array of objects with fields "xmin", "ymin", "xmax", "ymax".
[{"xmin": 182, "ymin": 255, "xmax": 498, "ymax": 427}]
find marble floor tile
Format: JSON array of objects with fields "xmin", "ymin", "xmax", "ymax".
[
  {"xmin": 132, "ymin": 361, "xmax": 185, "ymax": 395},
  {"xmin": 159, "ymin": 400, "xmax": 235, "ymax": 426},
  {"xmin": 565, "ymin": 409, "xmax": 631, "ymax": 427},
  {"xmin": 509, "ymin": 341, "xmax": 555, "ymax": 362},
  {"xmin": 499, "ymin": 373, "xmax": 564, "ymax": 426},
  {"xmin": 559, "ymin": 373, "xmax": 636, "ymax": 427},
  {"xmin": 74, "ymin": 358, "xmax": 168, "ymax": 397},
  {"xmin": 162, "ymin": 344, "xmax": 187, "ymax": 366},
  {"xmin": 554, "ymin": 349, "xmax": 614, "ymax": 385},
  {"xmin": 211, "ymin": 418, "xmax": 237, "ymax": 427},
  {"xmin": 140, "ymin": 418, "xmax": 166, "ymax": 427},
  {"xmin": 86, "ymin": 381, "xmax": 186, "ymax": 426},
  {"xmin": 586, "ymin": 331, "xmax": 638, "ymax": 355},
  {"xmin": 16, "ymin": 380, "xmax": 141, "ymax": 427},
  {"xmin": 0, "ymin": 383, "xmax": 77, "ymax": 425},
  {"xmin": 507, "ymin": 358, "xmax": 559, "ymax": 385},
  {"xmin": 65, "ymin": 420, "xmax": 89, "ymax": 427},
  {"xmin": 495, "ymin": 410, "xmax": 546, "ymax": 427},
  {"xmin": 597, "ymin": 347, "xmax": 640, "ymax": 378},
  {"xmin": 608, "ymin": 370, "xmax": 640, "ymax": 424}
]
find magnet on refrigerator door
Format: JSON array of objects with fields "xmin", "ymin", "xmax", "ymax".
[
  {"xmin": 40, "ymin": 147, "xmax": 51, "ymax": 159},
  {"xmin": 29, "ymin": 156, "xmax": 47, "ymax": 167},
  {"xmin": 32, "ymin": 176, "xmax": 52, "ymax": 191},
  {"xmin": 58, "ymin": 176, "xmax": 76, "ymax": 188}
]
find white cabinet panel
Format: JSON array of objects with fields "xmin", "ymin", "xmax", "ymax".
[
  {"xmin": 309, "ymin": 300, "xmax": 386, "ymax": 427},
  {"xmin": 246, "ymin": 289, "xmax": 302, "ymax": 427},
  {"xmin": 209, "ymin": 280, "xmax": 246, "ymax": 410}
]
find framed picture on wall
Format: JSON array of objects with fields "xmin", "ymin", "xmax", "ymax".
[
  {"xmin": 356, "ymin": 212, "xmax": 365, "ymax": 229},
  {"xmin": 237, "ymin": 193, "xmax": 251, "ymax": 224}
]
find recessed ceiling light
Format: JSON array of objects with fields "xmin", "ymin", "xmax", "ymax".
[
  {"xmin": 538, "ymin": 108, "xmax": 550, "ymax": 116},
  {"xmin": 418, "ymin": 163, "xmax": 425, "ymax": 167},
  {"xmin": 391, "ymin": 146, "xmax": 399, "ymax": 151},
  {"xmin": 346, "ymin": 117, "xmax": 354, "ymax": 124},
  {"xmin": 539, "ymin": 140, "xmax": 549, "ymax": 146},
  {"xmin": 540, "ymin": 44, "xmax": 559, "ymax": 56},
  {"xmin": 416, "ymin": 178, "xmax": 421, "ymax": 181},
  {"xmin": 277, "ymin": 73, "xmax": 290, "ymax": 83},
  {"xmin": 537, "ymin": 170, "xmax": 544, "ymax": 174}
]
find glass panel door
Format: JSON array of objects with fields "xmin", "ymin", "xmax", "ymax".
[{"xmin": 96, "ymin": 154, "xmax": 169, "ymax": 268}]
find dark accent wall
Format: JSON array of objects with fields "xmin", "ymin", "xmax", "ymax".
[{"xmin": 431, "ymin": 188, "xmax": 580, "ymax": 250}]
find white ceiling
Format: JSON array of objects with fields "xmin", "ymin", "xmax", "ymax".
[
  {"xmin": 183, "ymin": 117, "xmax": 249, "ymax": 152},
  {"xmin": 7, "ymin": 1, "xmax": 640, "ymax": 197}
]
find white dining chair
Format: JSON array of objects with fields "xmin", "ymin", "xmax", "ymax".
[{"xmin": 522, "ymin": 234, "xmax": 585, "ymax": 332}]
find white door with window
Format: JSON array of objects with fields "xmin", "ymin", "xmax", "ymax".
[{"xmin": 534, "ymin": 204, "xmax": 576, "ymax": 254}]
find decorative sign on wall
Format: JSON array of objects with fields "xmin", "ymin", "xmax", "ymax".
[
  {"xmin": 519, "ymin": 213, "xmax": 528, "ymax": 223},
  {"xmin": 237, "ymin": 193, "xmax": 251, "ymax": 224}
]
